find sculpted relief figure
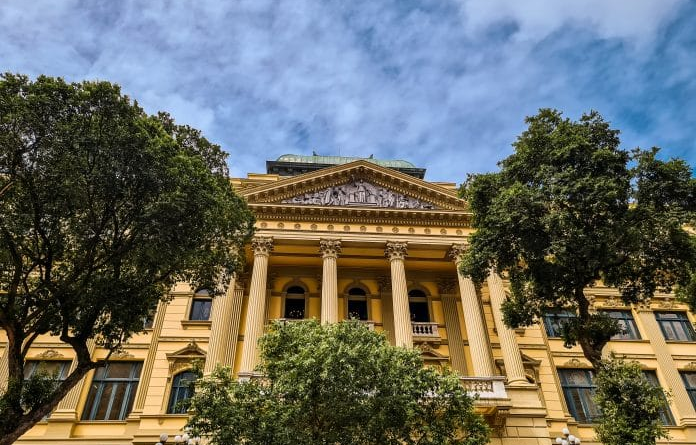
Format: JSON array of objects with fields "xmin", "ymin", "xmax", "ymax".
[{"xmin": 281, "ymin": 180, "xmax": 436, "ymax": 209}]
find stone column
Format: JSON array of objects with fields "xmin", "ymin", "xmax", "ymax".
[
  {"xmin": 487, "ymin": 270, "xmax": 528, "ymax": 386},
  {"xmin": 204, "ymin": 275, "xmax": 238, "ymax": 374},
  {"xmin": 449, "ymin": 244, "xmax": 495, "ymax": 377},
  {"xmin": 636, "ymin": 306, "xmax": 696, "ymax": 421},
  {"xmin": 320, "ymin": 239, "xmax": 341, "ymax": 324},
  {"xmin": 439, "ymin": 278, "xmax": 468, "ymax": 374},
  {"xmin": 239, "ymin": 237, "xmax": 273, "ymax": 375},
  {"xmin": 385, "ymin": 241, "xmax": 413, "ymax": 348}
]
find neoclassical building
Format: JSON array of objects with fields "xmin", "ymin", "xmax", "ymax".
[{"xmin": 8, "ymin": 154, "xmax": 696, "ymax": 444}]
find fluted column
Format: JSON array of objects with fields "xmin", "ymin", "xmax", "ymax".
[
  {"xmin": 320, "ymin": 239, "xmax": 341, "ymax": 324},
  {"xmin": 487, "ymin": 270, "xmax": 528, "ymax": 386},
  {"xmin": 636, "ymin": 306, "xmax": 696, "ymax": 421},
  {"xmin": 52, "ymin": 339, "xmax": 97, "ymax": 419},
  {"xmin": 449, "ymin": 244, "xmax": 494, "ymax": 377},
  {"xmin": 204, "ymin": 275, "xmax": 238, "ymax": 374},
  {"xmin": 385, "ymin": 241, "xmax": 413, "ymax": 348},
  {"xmin": 239, "ymin": 237, "xmax": 273, "ymax": 374}
]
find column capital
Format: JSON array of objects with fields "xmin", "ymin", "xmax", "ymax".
[
  {"xmin": 385, "ymin": 241, "xmax": 408, "ymax": 261},
  {"xmin": 319, "ymin": 238, "xmax": 342, "ymax": 259},
  {"xmin": 437, "ymin": 277, "xmax": 458, "ymax": 295},
  {"xmin": 447, "ymin": 242, "xmax": 470, "ymax": 264},
  {"xmin": 251, "ymin": 236, "xmax": 274, "ymax": 256}
]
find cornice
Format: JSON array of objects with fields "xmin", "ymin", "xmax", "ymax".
[{"xmin": 249, "ymin": 203, "xmax": 471, "ymax": 227}]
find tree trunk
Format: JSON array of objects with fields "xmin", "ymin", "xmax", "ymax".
[
  {"xmin": 575, "ymin": 287, "xmax": 607, "ymax": 369},
  {"xmin": 0, "ymin": 363, "xmax": 97, "ymax": 445}
]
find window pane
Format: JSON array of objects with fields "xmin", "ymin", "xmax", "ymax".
[
  {"xmin": 559, "ymin": 369, "xmax": 598, "ymax": 424},
  {"xmin": 409, "ymin": 301, "xmax": 429, "ymax": 322},
  {"xmin": 644, "ymin": 371, "xmax": 675, "ymax": 425},
  {"xmin": 347, "ymin": 299, "xmax": 368, "ymax": 321},
  {"xmin": 190, "ymin": 299, "xmax": 212, "ymax": 321},
  {"xmin": 82, "ymin": 363, "xmax": 141, "ymax": 421},
  {"xmin": 284, "ymin": 298, "xmax": 305, "ymax": 319}
]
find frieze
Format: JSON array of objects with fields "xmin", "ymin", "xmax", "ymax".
[{"xmin": 280, "ymin": 179, "xmax": 438, "ymax": 210}]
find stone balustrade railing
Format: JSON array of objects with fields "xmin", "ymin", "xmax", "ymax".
[
  {"xmin": 459, "ymin": 376, "xmax": 508, "ymax": 400},
  {"xmin": 411, "ymin": 321, "xmax": 439, "ymax": 337}
]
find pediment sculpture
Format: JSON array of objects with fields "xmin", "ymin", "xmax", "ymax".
[{"xmin": 280, "ymin": 179, "xmax": 438, "ymax": 209}]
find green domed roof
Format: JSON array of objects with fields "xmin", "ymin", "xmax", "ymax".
[{"xmin": 276, "ymin": 154, "xmax": 416, "ymax": 169}]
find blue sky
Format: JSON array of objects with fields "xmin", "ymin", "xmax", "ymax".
[{"xmin": 1, "ymin": 0, "xmax": 695, "ymax": 182}]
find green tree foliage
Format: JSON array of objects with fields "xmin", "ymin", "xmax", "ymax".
[
  {"xmin": 187, "ymin": 320, "xmax": 489, "ymax": 445},
  {"xmin": 0, "ymin": 73, "xmax": 254, "ymax": 444},
  {"xmin": 460, "ymin": 108, "xmax": 696, "ymax": 366},
  {"xmin": 594, "ymin": 360, "xmax": 668, "ymax": 445}
]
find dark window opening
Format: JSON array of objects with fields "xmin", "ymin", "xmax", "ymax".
[
  {"xmin": 348, "ymin": 299, "xmax": 368, "ymax": 321},
  {"xmin": 284, "ymin": 286, "xmax": 306, "ymax": 319},
  {"xmin": 167, "ymin": 371, "xmax": 199, "ymax": 414},
  {"xmin": 408, "ymin": 289, "xmax": 429, "ymax": 322}
]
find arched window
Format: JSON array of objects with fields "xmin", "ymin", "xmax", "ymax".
[
  {"xmin": 167, "ymin": 371, "xmax": 198, "ymax": 414},
  {"xmin": 347, "ymin": 287, "xmax": 368, "ymax": 321},
  {"xmin": 284, "ymin": 286, "xmax": 306, "ymax": 319},
  {"xmin": 408, "ymin": 289, "xmax": 429, "ymax": 322}
]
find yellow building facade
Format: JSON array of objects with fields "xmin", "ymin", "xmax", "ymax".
[{"xmin": 7, "ymin": 155, "xmax": 696, "ymax": 444}]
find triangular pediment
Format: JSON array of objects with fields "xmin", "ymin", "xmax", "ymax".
[
  {"xmin": 240, "ymin": 160, "xmax": 467, "ymax": 211},
  {"xmin": 281, "ymin": 178, "xmax": 438, "ymax": 209}
]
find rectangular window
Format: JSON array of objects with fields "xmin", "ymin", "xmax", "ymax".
[
  {"xmin": 24, "ymin": 360, "xmax": 71, "ymax": 380},
  {"xmin": 602, "ymin": 310, "xmax": 641, "ymax": 340},
  {"xmin": 656, "ymin": 312, "xmax": 696, "ymax": 341},
  {"xmin": 558, "ymin": 369, "xmax": 600, "ymax": 423},
  {"xmin": 682, "ymin": 371, "xmax": 696, "ymax": 409},
  {"xmin": 643, "ymin": 371, "xmax": 675, "ymax": 425},
  {"xmin": 189, "ymin": 298, "xmax": 212, "ymax": 321},
  {"xmin": 543, "ymin": 310, "xmax": 576, "ymax": 338},
  {"xmin": 347, "ymin": 299, "xmax": 368, "ymax": 321},
  {"xmin": 82, "ymin": 362, "xmax": 142, "ymax": 421},
  {"xmin": 24, "ymin": 360, "xmax": 72, "ymax": 420}
]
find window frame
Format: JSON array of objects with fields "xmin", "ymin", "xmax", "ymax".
[
  {"xmin": 601, "ymin": 309, "xmax": 641, "ymax": 340},
  {"xmin": 81, "ymin": 362, "xmax": 142, "ymax": 421},
  {"xmin": 189, "ymin": 297, "xmax": 212, "ymax": 321},
  {"xmin": 345, "ymin": 286, "xmax": 370, "ymax": 321},
  {"xmin": 558, "ymin": 368, "xmax": 600, "ymax": 424},
  {"xmin": 282, "ymin": 285, "xmax": 307, "ymax": 320},
  {"xmin": 167, "ymin": 370, "xmax": 199, "ymax": 414},
  {"xmin": 643, "ymin": 370, "xmax": 675, "ymax": 426},
  {"xmin": 542, "ymin": 309, "xmax": 576, "ymax": 338},
  {"xmin": 408, "ymin": 288, "xmax": 430, "ymax": 323},
  {"xmin": 655, "ymin": 312, "xmax": 696, "ymax": 341},
  {"xmin": 681, "ymin": 371, "xmax": 696, "ymax": 409}
]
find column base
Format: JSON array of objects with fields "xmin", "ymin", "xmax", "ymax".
[{"xmin": 237, "ymin": 371, "xmax": 264, "ymax": 381}]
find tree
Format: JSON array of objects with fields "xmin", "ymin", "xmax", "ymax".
[
  {"xmin": 594, "ymin": 359, "xmax": 668, "ymax": 445},
  {"xmin": 187, "ymin": 320, "xmax": 489, "ymax": 445},
  {"xmin": 460, "ymin": 109, "xmax": 696, "ymax": 444},
  {"xmin": 460, "ymin": 108, "xmax": 696, "ymax": 367},
  {"xmin": 0, "ymin": 73, "xmax": 255, "ymax": 445}
]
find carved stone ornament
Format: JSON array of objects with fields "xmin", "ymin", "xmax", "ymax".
[
  {"xmin": 377, "ymin": 276, "xmax": 392, "ymax": 292},
  {"xmin": 659, "ymin": 297, "xmax": 675, "ymax": 309},
  {"xmin": 280, "ymin": 179, "xmax": 438, "ymax": 210},
  {"xmin": 35, "ymin": 349, "xmax": 64, "ymax": 359},
  {"xmin": 562, "ymin": 358, "xmax": 589, "ymax": 368},
  {"xmin": 111, "ymin": 350, "xmax": 135, "ymax": 359},
  {"xmin": 319, "ymin": 239, "xmax": 342, "ymax": 259},
  {"xmin": 252, "ymin": 237, "xmax": 274, "ymax": 256},
  {"xmin": 684, "ymin": 361, "xmax": 696, "ymax": 371},
  {"xmin": 385, "ymin": 241, "xmax": 408, "ymax": 261},
  {"xmin": 166, "ymin": 340, "xmax": 207, "ymax": 375},
  {"xmin": 437, "ymin": 278, "xmax": 458, "ymax": 295},
  {"xmin": 447, "ymin": 243, "xmax": 469, "ymax": 264}
]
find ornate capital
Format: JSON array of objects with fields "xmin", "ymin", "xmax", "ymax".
[
  {"xmin": 437, "ymin": 278, "xmax": 458, "ymax": 295},
  {"xmin": 447, "ymin": 242, "xmax": 469, "ymax": 264},
  {"xmin": 251, "ymin": 237, "xmax": 274, "ymax": 257},
  {"xmin": 377, "ymin": 276, "xmax": 392, "ymax": 292},
  {"xmin": 319, "ymin": 239, "xmax": 342, "ymax": 259},
  {"xmin": 385, "ymin": 241, "xmax": 408, "ymax": 261}
]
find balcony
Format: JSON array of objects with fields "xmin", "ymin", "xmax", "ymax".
[
  {"xmin": 460, "ymin": 376, "xmax": 510, "ymax": 428},
  {"xmin": 411, "ymin": 322, "xmax": 440, "ymax": 344}
]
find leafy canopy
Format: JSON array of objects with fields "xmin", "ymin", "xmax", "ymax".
[
  {"xmin": 0, "ymin": 73, "xmax": 254, "ymax": 444},
  {"xmin": 187, "ymin": 320, "xmax": 489, "ymax": 445},
  {"xmin": 460, "ymin": 108, "xmax": 696, "ymax": 365},
  {"xmin": 594, "ymin": 360, "xmax": 669, "ymax": 445}
]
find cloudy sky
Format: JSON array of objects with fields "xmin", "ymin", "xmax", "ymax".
[{"xmin": 1, "ymin": 0, "xmax": 695, "ymax": 182}]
